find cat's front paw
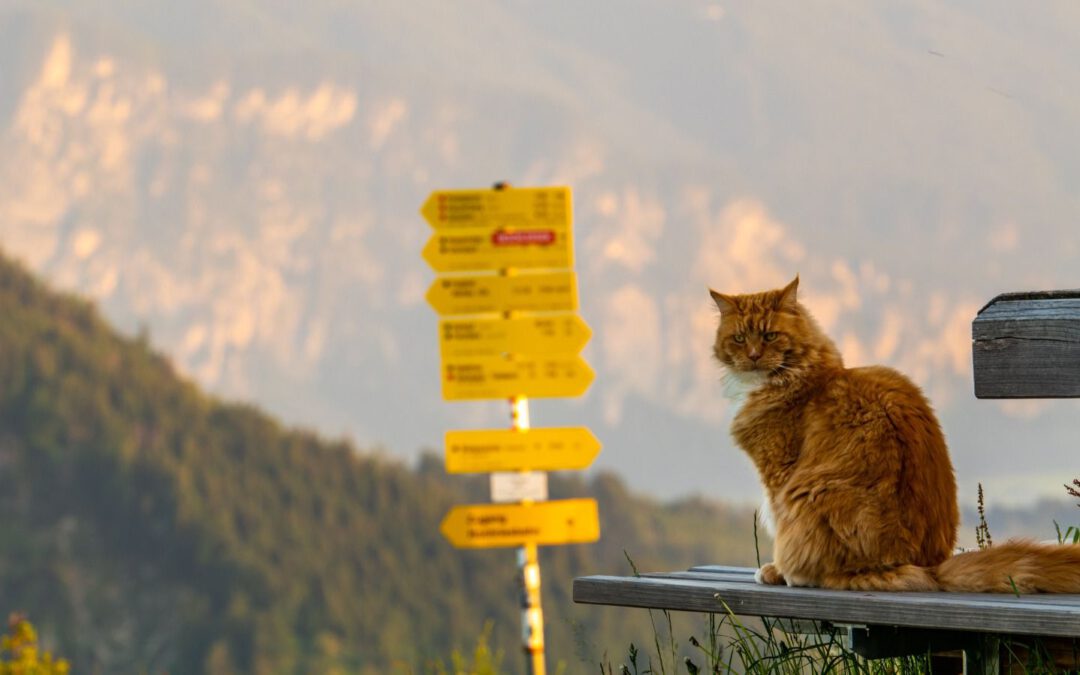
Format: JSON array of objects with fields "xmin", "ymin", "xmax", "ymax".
[{"xmin": 754, "ymin": 563, "xmax": 786, "ymax": 586}]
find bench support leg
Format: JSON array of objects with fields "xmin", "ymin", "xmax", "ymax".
[{"xmin": 964, "ymin": 636, "xmax": 999, "ymax": 675}]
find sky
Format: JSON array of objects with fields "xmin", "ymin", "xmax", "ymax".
[{"xmin": 1, "ymin": 0, "xmax": 1078, "ymax": 508}]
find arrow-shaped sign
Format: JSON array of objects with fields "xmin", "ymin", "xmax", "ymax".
[
  {"xmin": 442, "ymin": 354, "xmax": 595, "ymax": 400},
  {"xmin": 445, "ymin": 427, "xmax": 602, "ymax": 473},
  {"xmin": 440, "ymin": 498, "xmax": 600, "ymax": 549},
  {"xmin": 439, "ymin": 314, "xmax": 591, "ymax": 359},
  {"xmin": 422, "ymin": 227, "xmax": 573, "ymax": 273},
  {"xmin": 421, "ymin": 187, "xmax": 571, "ymax": 231},
  {"xmin": 426, "ymin": 272, "xmax": 577, "ymax": 316}
]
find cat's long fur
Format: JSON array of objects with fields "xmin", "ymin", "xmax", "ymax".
[{"xmin": 710, "ymin": 276, "xmax": 1080, "ymax": 592}]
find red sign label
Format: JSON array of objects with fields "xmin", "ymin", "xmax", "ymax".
[{"xmin": 491, "ymin": 230, "xmax": 556, "ymax": 246}]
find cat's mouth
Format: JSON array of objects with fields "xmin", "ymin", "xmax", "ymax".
[{"xmin": 740, "ymin": 361, "xmax": 779, "ymax": 373}]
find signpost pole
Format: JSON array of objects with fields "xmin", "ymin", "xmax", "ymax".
[
  {"xmin": 495, "ymin": 178, "xmax": 546, "ymax": 675},
  {"xmin": 511, "ymin": 395, "xmax": 545, "ymax": 675}
]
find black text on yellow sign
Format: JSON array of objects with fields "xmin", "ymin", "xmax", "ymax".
[
  {"xmin": 445, "ymin": 427, "xmax": 601, "ymax": 473},
  {"xmin": 421, "ymin": 187, "xmax": 571, "ymax": 231},
  {"xmin": 440, "ymin": 498, "xmax": 600, "ymax": 549},
  {"xmin": 442, "ymin": 354, "xmax": 595, "ymax": 400},
  {"xmin": 422, "ymin": 227, "xmax": 574, "ymax": 273},
  {"xmin": 439, "ymin": 314, "xmax": 591, "ymax": 359},
  {"xmin": 426, "ymin": 271, "xmax": 578, "ymax": 316}
]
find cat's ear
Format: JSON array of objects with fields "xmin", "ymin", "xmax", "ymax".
[
  {"xmin": 777, "ymin": 275, "xmax": 799, "ymax": 311},
  {"xmin": 709, "ymin": 289, "xmax": 738, "ymax": 314}
]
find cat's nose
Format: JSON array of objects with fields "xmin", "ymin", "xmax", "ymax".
[{"xmin": 748, "ymin": 351, "xmax": 761, "ymax": 361}]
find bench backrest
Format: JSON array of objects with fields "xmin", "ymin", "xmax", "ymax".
[{"xmin": 972, "ymin": 290, "xmax": 1080, "ymax": 398}]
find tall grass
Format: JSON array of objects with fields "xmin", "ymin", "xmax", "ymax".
[
  {"xmin": 602, "ymin": 523, "xmax": 932, "ymax": 675},
  {"xmin": 395, "ymin": 621, "xmax": 505, "ymax": 675},
  {"xmin": 601, "ymin": 494, "xmax": 1080, "ymax": 675},
  {"xmin": 597, "ymin": 592, "xmax": 935, "ymax": 674}
]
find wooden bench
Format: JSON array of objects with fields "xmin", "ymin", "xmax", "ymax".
[
  {"xmin": 574, "ymin": 291, "xmax": 1080, "ymax": 673},
  {"xmin": 973, "ymin": 291, "xmax": 1080, "ymax": 398}
]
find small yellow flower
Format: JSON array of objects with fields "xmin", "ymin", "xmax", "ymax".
[{"xmin": 0, "ymin": 617, "xmax": 70, "ymax": 675}]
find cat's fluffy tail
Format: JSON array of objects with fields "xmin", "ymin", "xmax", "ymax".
[
  {"xmin": 822, "ymin": 565, "xmax": 938, "ymax": 591},
  {"xmin": 819, "ymin": 540, "xmax": 1080, "ymax": 592},
  {"xmin": 934, "ymin": 540, "xmax": 1080, "ymax": 593}
]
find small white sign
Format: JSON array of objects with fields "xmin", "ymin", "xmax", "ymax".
[{"xmin": 490, "ymin": 471, "xmax": 548, "ymax": 503}]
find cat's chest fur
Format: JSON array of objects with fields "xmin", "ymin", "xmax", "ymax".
[
  {"xmin": 725, "ymin": 373, "xmax": 803, "ymax": 490},
  {"xmin": 723, "ymin": 372, "xmax": 786, "ymax": 536},
  {"xmin": 722, "ymin": 371, "xmax": 767, "ymax": 418}
]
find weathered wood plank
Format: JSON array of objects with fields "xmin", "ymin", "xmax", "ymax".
[
  {"xmin": 978, "ymin": 298, "xmax": 1080, "ymax": 315},
  {"xmin": 653, "ymin": 570, "xmax": 764, "ymax": 583},
  {"xmin": 654, "ymin": 567, "xmax": 1080, "ymax": 606},
  {"xmin": 572, "ymin": 573, "xmax": 1080, "ymax": 638},
  {"xmin": 687, "ymin": 565, "xmax": 757, "ymax": 575},
  {"xmin": 978, "ymin": 291, "xmax": 1080, "ymax": 311},
  {"xmin": 973, "ymin": 338, "xmax": 1080, "ymax": 398},
  {"xmin": 972, "ymin": 291, "xmax": 1080, "ymax": 398}
]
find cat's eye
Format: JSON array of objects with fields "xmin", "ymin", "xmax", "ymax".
[
  {"xmin": 763, "ymin": 332, "xmax": 779, "ymax": 342},
  {"xmin": 733, "ymin": 334, "xmax": 746, "ymax": 344}
]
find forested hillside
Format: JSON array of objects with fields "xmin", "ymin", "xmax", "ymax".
[{"xmin": 0, "ymin": 249, "xmax": 761, "ymax": 673}]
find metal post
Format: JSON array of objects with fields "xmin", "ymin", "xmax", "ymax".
[{"xmin": 511, "ymin": 395, "xmax": 546, "ymax": 675}]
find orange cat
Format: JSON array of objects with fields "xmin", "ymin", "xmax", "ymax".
[{"xmin": 710, "ymin": 276, "xmax": 1080, "ymax": 592}]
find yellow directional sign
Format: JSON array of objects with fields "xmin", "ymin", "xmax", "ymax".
[
  {"xmin": 445, "ymin": 427, "xmax": 601, "ymax": 473},
  {"xmin": 439, "ymin": 314, "xmax": 591, "ymax": 359},
  {"xmin": 442, "ymin": 354, "xmax": 595, "ymax": 400},
  {"xmin": 440, "ymin": 498, "xmax": 600, "ymax": 548},
  {"xmin": 422, "ymin": 227, "xmax": 573, "ymax": 273},
  {"xmin": 421, "ymin": 186, "xmax": 571, "ymax": 231},
  {"xmin": 426, "ymin": 272, "xmax": 577, "ymax": 316}
]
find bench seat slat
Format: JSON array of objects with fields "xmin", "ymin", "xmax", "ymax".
[
  {"xmin": 686, "ymin": 565, "xmax": 758, "ymax": 575},
  {"xmin": 573, "ymin": 571, "xmax": 1080, "ymax": 638}
]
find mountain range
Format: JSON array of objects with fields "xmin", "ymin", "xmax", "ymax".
[{"xmin": 1, "ymin": 1, "xmax": 1079, "ymax": 508}]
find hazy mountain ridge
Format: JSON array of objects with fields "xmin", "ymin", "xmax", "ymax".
[{"xmin": 1, "ymin": 1, "xmax": 1079, "ymax": 504}]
